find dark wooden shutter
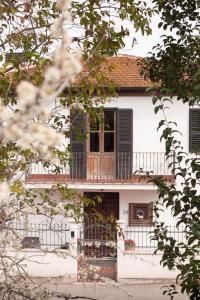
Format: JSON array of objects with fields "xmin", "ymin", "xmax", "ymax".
[
  {"xmin": 128, "ymin": 203, "xmax": 153, "ymax": 226},
  {"xmin": 117, "ymin": 109, "xmax": 133, "ymax": 179},
  {"xmin": 70, "ymin": 110, "xmax": 86, "ymax": 179},
  {"xmin": 189, "ymin": 109, "xmax": 200, "ymax": 153}
]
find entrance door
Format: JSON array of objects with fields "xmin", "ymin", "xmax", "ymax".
[
  {"xmin": 83, "ymin": 192, "xmax": 119, "ymax": 251},
  {"xmin": 78, "ymin": 192, "xmax": 119, "ymax": 281},
  {"xmin": 87, "ymin": 110, "xmax": 116, "ymax": 180}
]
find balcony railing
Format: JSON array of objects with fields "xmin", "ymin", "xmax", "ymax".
[
  {"xmin": 4, "ymin": 221, "xmax": 70, "ymax": 251},
  {"xmin": 125, "ymin": 225, "xmax": 185, "ymax": 253},
  {"xmin": 26, "ymin": 152, "xmax": 174, "ymax": 184}
]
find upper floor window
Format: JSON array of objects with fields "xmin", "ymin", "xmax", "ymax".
[
  {"xmin": 89, "ymin": 110, "xmax": 115, "ymax": 153},
  {"xmin": 70, "ymin": 108, "xmax": 133, "ymax": 179},
  {"xmin": 189, "ymin": 109, "xmax": 200, "ymax": 153}
]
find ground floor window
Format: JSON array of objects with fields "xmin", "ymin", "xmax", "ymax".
[{"xmin": 128, "ymin": 202, "xmax": 153, "ymax": 226}]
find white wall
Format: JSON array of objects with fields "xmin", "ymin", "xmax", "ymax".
[
  {"xmin": 78, "ymin": 189, "xmax": 176, "ymax": 225},
  {"xmin": 119, "ymin": 190, "xmax": 175, "ymax": 225},
  {"xmin": 25, "ymin": 189, "xmax": 75, "ymax": 224},
  {"xmin": 116, "ymin": 225, "xmax": 179, "ymax": 280},
  {"xmin": 23, "ymin": 186, "xmax": 177, "ymax": 227},
  {"xmin": 6, "ymin": 249, "xmax": 77, "ymax": 279},
  {"xmin": 45, "ymin": 95, "xmax": 189, "ymax": 154},
  {"xmin": 105, "ymin": 96, "xmax": 189, "ymax": 153},
  {"xmin": 119, "ymin": 190, "xmax": 156, "ymax": 223},
  {"xmin": 28, "ymin": 94, "xmax": 190, "ymax": 180},
  {"xmin": 117, "ymin": 253, "xmax": 178, "ymax": 280},
  {"xmin": 44, "ymin": 94, "xmax": 190, "ymax": 153}
]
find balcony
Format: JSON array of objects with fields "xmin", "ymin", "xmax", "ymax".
[{"xmin": 26, "ymin": 152, "xmax": 174, "ymax": 185}]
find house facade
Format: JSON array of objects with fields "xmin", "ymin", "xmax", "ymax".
[{"xmin": 22, "ymin": 55, "xmax": 194, "ymax": 281}]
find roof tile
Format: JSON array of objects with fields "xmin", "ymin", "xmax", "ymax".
[{"xmin": 81, "ymin": 55, "xmax": 151, "ymax": 88}]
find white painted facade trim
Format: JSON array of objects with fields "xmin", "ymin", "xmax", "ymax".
[{"xmin": 25, "ymin": 182, "xmax": 159, "ymax": 190}]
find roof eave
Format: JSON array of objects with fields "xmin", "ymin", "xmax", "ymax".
[{"xmin": 117, "ymin": 86, "xmax": 151, "ymax": 94}]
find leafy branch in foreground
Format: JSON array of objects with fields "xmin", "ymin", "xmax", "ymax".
[
  {"xmin": 141, "ymin": 1, "xmax": 200, "ymax": 298},
  {"xmin": 0, "ymin": 1, "xmax": 93, "ymax": 299},
  {"xmin": 148, "ymin": 94, "xmax": 200, "ymax": 300}
]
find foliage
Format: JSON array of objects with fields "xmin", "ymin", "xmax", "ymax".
[
  {"xmin": 0, "ymin": 0, "xmax": 155, "ymax": 103},
  {"xmin": 0, "ymin": 0, "xmax": 156, "ymax": 299},
  {"xmin": 161, "ymin": 285, "xmax": 178, "ymax": 300},
  {"xmin": 0, "ymin": 0, "xmax": 156, "ymax": 185},
  {"xmin": 142, "ymin": 0, "xmax": 200, "ymax": 105},
  {"xmin": 142, "ymin": 1, "xmax": 200, "ymax": 299}
]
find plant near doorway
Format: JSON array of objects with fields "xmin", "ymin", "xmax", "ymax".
[{"xmin": 124, "ymin": 239, "xmax": 136, "ymax": 252}]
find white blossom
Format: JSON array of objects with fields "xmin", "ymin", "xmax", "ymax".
[
  {"xmin": 94, "ymin": 241, "xmax": 101, "ymax": 248},
  {"xmin": 62, "ymin": 32, "xmax": 72, "ymax": 46},
  {"xmin": 0, "ymin": 182, "xmax": 10, "ymax": 202},
  {"xmin": 54, "ymin": 48, "xmax": 82, "ymax": 80},
  {"xmin": 58, "ymin": 0, "xmax": 72, "ymax": 11},
  {"xmin": 16, "ymin": 81, "xmax": 39, "ymax": 107},
  {"xmin": 0, "ymin": 0, "xmax": 81, "ymax": 199},
  {"xmin": 56, "ymin": 202, "xmax": 66, "ymax": 214},
  {"xmin": 60, "ymin": 52, "xmax": 82, "ymax": 78},
  {"xmin": 44, "ymin": 66, "xmax": 61, "ymax": 84},
  {"xmin": 51, "ymin": 17, "xmax": 63, "ymax": 38},
  {"xmin": 0, "ymin": 104, "xmax": 10, "ymax": 123},
  {"xmin": 4, "ymin": 124, "xmax": 23, "ymax": 140},
  {"xmin": 0, "ymin": 0, "xmax": 85, "ymax": 297}
]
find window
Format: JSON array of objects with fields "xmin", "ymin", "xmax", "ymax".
[
  {"xmin": 189, "ymin": 109, "xmax": 200, "ymax": 153},
  {"xmin": 128, "ymin": 203, "xmax": 153, "ymax": 226},
  {"xmin": 89, "ymin": 115, "xmax": 100, "ymax": 152},
  {"xmin": 70, "ymin": 108, "xmax": 133, "ymax": 179},
  {"xmin": 104, "ymin": 111, "xmax": 115, "ymax": 152},
  {"xmin": 89, "ymin": 110, "xmax": 115, "ymax": 153}
]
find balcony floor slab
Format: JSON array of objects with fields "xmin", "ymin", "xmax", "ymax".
[{"xmin": 24, "ymin": 182, "xmax": 167, "ymax": 190}]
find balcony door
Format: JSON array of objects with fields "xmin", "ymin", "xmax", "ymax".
[
  {"xmin": 70, "ymin": 108, "xmax": 132, "ymax": 180},
  {"xmin": 87, "ymin": 110, "xmax": 116, "ymax": 180}
]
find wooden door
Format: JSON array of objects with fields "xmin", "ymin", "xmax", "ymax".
[
  {"xmin": 79, "ymin": 191, "xmax": 119, "ymax": 280},
  {"xmin": 87, "ymin": 110, "xmax": 116, "ymax": 180},
  {"xmin": 83, "ymin": 192, "xmax": 119, "ymax": 241},
  {"xmin": 84, "ymin": 193, "xmax": 119, "ymax": 220}
]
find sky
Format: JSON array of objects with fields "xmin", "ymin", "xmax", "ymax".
[
  {"xmin": 119, "ymin": 14, "xmax": 165, "ymax": 57},
  {"xmin": 69, "ymin": 6, "xmax": 165, "ymax": 58}
]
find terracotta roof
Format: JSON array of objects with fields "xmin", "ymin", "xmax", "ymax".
[
  {"xmin": 81, "ymin": 55, "xmax": 151, "ymax": 88},
  {"xmin": 5, "ymin": 55, "xmax": 151, "ymax": 89}
]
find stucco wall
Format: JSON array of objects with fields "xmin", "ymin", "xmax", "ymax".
[
  {"xmin": 5, "ymin": 249, "xmax": 77, "ymax": 278},
  {"xmin": 27, "ymin": 95, "xmax": 191, "ymax": 186},
  {"xmin": 104, "ymin": 96, "xmax": 189, "ymax": 152},
  {"xmin": 116, "ymin": 226, "xmax": 179, "ymax": 280},
  {"xmin": 24, "ymin": 187, "xmax": 176, "ymax": 227},
  {"xmin": 77, "ymin": 189, "xmax": 176, "ymax": 225},
  {"xmin": 54, "ymin": 95, "xmax": 190, "ymax": 153},
  {"xmin": 117, "ymin": 252, "xmax": 178, "ymax": 280},
  {"xmin": 119, "ymin": 189, "xmax": 176, "ymax": 225}
]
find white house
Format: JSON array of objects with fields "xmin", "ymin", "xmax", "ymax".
[{"xmin": 21, "ymin": 55, "xmax": 194, "ymax": 281}]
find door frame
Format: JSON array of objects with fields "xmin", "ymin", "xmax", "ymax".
[
  {"xmin": 84, "ymin": 192, "xmax": 119, "ymax": 219},
  {"xmin": 77, "ymin": 192, "xmax": 119, "ymax": 281},
  {"xmin": 86, "ymin": 109, "xmax": 117, "ymax": 180}
]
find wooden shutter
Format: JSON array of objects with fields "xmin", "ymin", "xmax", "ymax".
[
  {"xmin": 70, "ymin": 110, "xmax": 86, "ymax": 179},
  {"xmin": 128, "ymin": 203, "xmax": 153, "ymax": 226},
  {"xmin": 189, "ymin": 109, "xmax": 200, "ymax": 153},
  {"xmin": 117, "ymin": 109, "xmax": 133, "ymax": 179}
]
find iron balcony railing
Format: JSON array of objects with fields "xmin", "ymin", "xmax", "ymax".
[
  {"xmin": 124, "ymin": 226, "xmax": 185, "ymax": 253},
  {"xmin": 7, "ymin": 222, "xmax": 71, "ymax": 251},
  {"xmin": 27, "ymin": 152, "xmax": 174, "ymax": 183}
]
